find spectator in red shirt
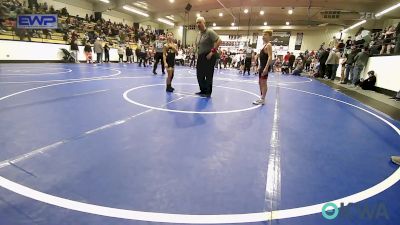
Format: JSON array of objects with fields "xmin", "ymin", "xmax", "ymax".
[{"xmin": 284, "ymin": 51, "xmax": 290, "ymax": 63}]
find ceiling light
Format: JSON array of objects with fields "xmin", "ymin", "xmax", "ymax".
[
  {"xmin": 264, "ymin": 22, "xmax": 267, "ymax": 26},
  {"xmin": 260, "ymin": 10, "xmax": 264, "ymax": 15},
  {"xmin": 123, "ymin": 5, "xmax": 149, "ymax": 17},
  {"xmin": 244, "ymin": 9, "xmax": 249, "ymax": 14},
  {"xmin": 196, "ymin": 13, "xmax": 201, "ymax": 17},
  {"xmin": 231, "ymin": 22, "xmax": 235, "ymax": 26},
  {"xmin": 219, "ymin": 12, "xmax": 223, "ymax": 17},
  {"xmin": 286, "ymin": 21, "xmax": 290, "ymax": 25},
  {"xmin": 133, "ymin": 2, "xmax": 148, "ymax": 10},
  {"xmin": 375, "ymin": 2, "xmax": 400, "ymax": 17},
  {"xmin": 288, "ymin": 9, "xmax": 293, "ymax": 15},
  {"xmin": 157, "ymin": 18, "xmax": 174, "ymax": 26},
  {"xmin": 342, "ymin": 20, "xmax": 366, "ymax": 33},
  {"xmin": 169, "ymin": 0, "xmax": 175, "ymax": 3},
  {"xmin": 99, "ymin": 0, "xmax": 109, "ymax": 3},
  {"xmin": 166, "ymin": 15, "xmax": 175, "ymax": 21},
  {"xmin": 213, "ymin": 23, "xmax": 216, "ymax": 27}
]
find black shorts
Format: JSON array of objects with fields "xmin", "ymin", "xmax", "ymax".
[
  {"xmin": 259, "ymin": 69, "xmax": 269, "ymax": 79},
  {"xmin": 166, "ymin": 58, "xmax": 175, "ymax": 68}
]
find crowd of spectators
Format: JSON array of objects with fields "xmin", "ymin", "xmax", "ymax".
[
  {"xmin": 0, "ymin": 0, "xmax": 160, "ymax": 48},
  {"xmin": 1, "ymin": 0, "xmax": 399, "ymax": 92}
]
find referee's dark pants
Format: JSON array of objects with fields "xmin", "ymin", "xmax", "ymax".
[
  {"xmin": 196, "ymin": 52, "xmax": 216, "ymax": 95},
  {"xmin": 244, "ymin": 57, "xmax": 252, "ymax": 75},
  {"xmin": 153, "ymin": 52, "xmax": 165, "ymax": 73}
]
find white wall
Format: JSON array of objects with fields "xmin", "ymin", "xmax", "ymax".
[
  {"xmin": 184, "ymin": 27, "xmax": 355, "ymax": 54},
  {"xmin": 288, "ymin": 28, "xmax": 356, "ymax": 52},
  {"xmin": 37, "ymin": 0, "xmax": 93, "ymax": 17},
  {"xmin": 383, "ymin": 19, "xmax": 400, "ymax": 28},
  {"xmin": 334, "ymin": 55, "xmax": 400, "ymax": 91},
  {"xmin": 362, "ymin": 56, "xmax": 400, "ymax": 92},
  {"xmin": 1, "ymin": 40, "xmax": 398, "ymax": 91},
  {"xmin": 0, "ymin": 40, "xmax": 121, "ymax": 61},
  {"xmin": 37, "ymin": 0, "xmax": 134, "ymax": 26},
  {"xmin": 139, "ymin": 21, "xmax": 160, "ymax": 30},
  {"xmin": 102, "ymin": 10, "xmax": 134, "ymax": 26}
]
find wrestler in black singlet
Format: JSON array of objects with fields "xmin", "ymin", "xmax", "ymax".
[
  {"xmin": 165, "ymin": 44, "xmax": 176, "ymax": 68},
  {"xmin": 259, "ymin": 45, "xmax": 270, "ymax": 79}
]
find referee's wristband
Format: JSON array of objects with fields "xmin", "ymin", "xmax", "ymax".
[{"xmin": 211, "ymin": 48, "xmax": 217, "ymax": 53}]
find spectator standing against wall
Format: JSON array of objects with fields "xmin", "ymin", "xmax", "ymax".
[
  {"xmin": 288, "ymin": 52, "xmax": 296, "ymax": 73},
  {"xmin": 70, "ymin": 40, "xmax": 79, "ymax": 63},
  {"xmin": 344, "ymin": 46, "xmax": 358, "ymax": 84},
  {"xmin": 104, "ymin": 43, "xmax": 110, "ymax": 63},
  {"xmin": 352, "ymin": 47, "xmax": 370, "ymax": 86},
  {"xmin": 117, "ymin": 45, "xmax": 124, "ymax": 63},
  {"xmin": 318, "ymin": 48, "xmax": 329, "ymax": 78},
  {"xmin": 84, "ymin": 43, "xmax": 92, "ymax": 63},
  {"xmin": 325, "ymin": 48, "xmax": 340, "ymax": 80},
  {"xmin": 94, "ymin": 38, "xmax": 103, "ymax": 63},
  {"xmin": 126, "ymin": 46, "xmax": 133, "ymax": 63},
  {"xmin": 139, "ymin": 44, "xmax": 148, "ymax": 67}
]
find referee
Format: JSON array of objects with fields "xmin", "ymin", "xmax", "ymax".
[
  {"xmin": 153, "ymin": 34, "xmax": 166, "ymax": 75},
  {"xmin": 195, "ymin": 17, "xmax": 221, "ymax": 97}
]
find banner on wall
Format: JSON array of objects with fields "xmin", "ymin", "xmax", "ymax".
[
  {"xmin": 220, "ymin": 41, "xmax": 247, "ymax": 48},
  {"xmin": 295, "ymin": 32, "xmax": 304, "ymax": 50},
  {"xmin": 252, "ymin": 33, "xmax": 258, "ymax": 45},
  {"xmin": 270, "ymin": 32, "xmax": 291, "ymax": 46},
  {"xmin": 17, "ymin": 14, "xmax": 58, "ymax": 29}
]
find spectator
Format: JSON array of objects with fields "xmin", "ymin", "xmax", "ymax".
[
  {"xmin": 138, "ymin": 44, "xmax": 148, "ymax": 67},
  {"xmin": 104, "ymin": 43, "xmax": 110, "ymax": 63},
  {"xmin": 94, "ymin": 38, "xmax": 103, "ymax": 63},
  {"xmin": 292, "ymin": 60, "xmax": 304, "ymax": 76},
  {"xmin": 126, "ymin": 46, "xmax": 133, "ymax": 63},
  {"xmin": 380, "ymin": 26, "xmax": 396, "ymax": 55},
  {"xmin": 189, "ymin": 50, "xmax": 196, "ymax": 68},
  {"xmin": 42, "ymin": 29, "xmax": 51, "ymax": 39},
  {"xmin": 345, "ymin": 36, "xmax": 353, "ymax": 50},
  {"xmin": 356, "ymin": 70, "xmax": 376, "ymax": 90},
  {"xmin": 352, "ymin": 47, "xmax": 370, "ymax": 85},
  {"xmin": 283, "ymin": 51, "xmax": 290, "ymax": 64},
  {"xmin": 328, "ymin": 36, "xmax": 338, "ymax": 49},
  {"xmin": 354, "ymin": 27, "xmax": 370, "ymax": 50},
  {"xmin": 337, "ymin": 39, "xmax": 345, "ymax": 53},
  {"xmin": 15, "ymin": 28, "xmax": 31, "ymax": 41},
  {"xmin": 288, "ymin": 52, "xmax": 296, "ymax": 73},
  {"xmin": 28, "ymin": 0, "xmax": 38, "ymax": 10},
  {"xmin": 343, "ymin": 46, "xmax": 358, "ymax": 84},
  {"xmin": 70, "ymin": 40, "xmax": 79, "ymax": 63},
  {"xmin": 83, "ymin": 43, "xmax": 92, "ymax": 63},
  {"xmin": 395, "ymin": 22, "xmax": 400, "ymax": 55},
  {"xmin": 117, "ymin": 45, "xmax": 124, "ymax": 63},
  {"xmin": 318, "ymin": 48, "xmax": 330, "ymax": 78},
  {"xmin": 339, "ymin": 54, "xmax": 347, "ymax": 83},
  {"xmin": 325, "ymin": 48, "xmax": 340, "ymax": 80}
]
